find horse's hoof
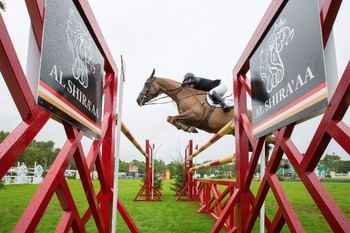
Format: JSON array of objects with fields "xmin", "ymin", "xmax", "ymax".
[
  {"xmin": 176, "ymin": 123, "xmax": 182, "ymax": 129},
  {"xmin": 189, "ymin": 127, "xmax": 198, "ymax": 133},
  {"xmin": 167, "ymin": 116, "xmax": 173, "ymax": 123}
]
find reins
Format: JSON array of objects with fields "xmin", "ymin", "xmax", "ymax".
[
  {"xmin": 145, "ymin": 91, "xmax": 207, "ymax": 105},
  {"xmin": 142, "ymin": 78, "xmax": 207, "ymax": 106}
]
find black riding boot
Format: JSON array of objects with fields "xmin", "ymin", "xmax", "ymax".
[{"xmin": 210, "ymin": 91, "xmax": 232, "ymax": 112}]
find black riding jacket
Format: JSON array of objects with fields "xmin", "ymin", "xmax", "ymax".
[{"xmin": 184, "ymin": 77, "xmax": 221, "ymax": 92}]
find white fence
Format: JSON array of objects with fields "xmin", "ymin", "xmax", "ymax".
[{"xmin": 3, "ymin": 162, "xmax": 43, "ymax": 185}]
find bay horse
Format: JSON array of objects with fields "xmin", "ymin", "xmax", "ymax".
[{"xmin": 136, "ymin": 69, "xmax": 276, "ymax": 146}]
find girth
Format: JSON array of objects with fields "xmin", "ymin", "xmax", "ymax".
[{"xmin": 198, "ymin": 106, "xmax": 216, "ymax": 129}]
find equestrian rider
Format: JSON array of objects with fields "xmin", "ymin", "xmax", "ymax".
[{"xmin": 181, "ymin": 73, "xmax": 232, "ymax": 112}]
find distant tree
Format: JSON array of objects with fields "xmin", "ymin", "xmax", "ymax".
[
  {"xmin": 18, "ymin": 140, "xmax": 60, "ymax": 169},
  {"xmin": 119, "ymin": 160, "xmax": 129, "ymax": 172},
  {"xmin": 336, "ymin": 160, "xmax": 350, "ymax": 173},
  {"xmin": 68, "ymin": 160, "xmax": 77, "ymax": 170},
  {"xmin": 0, "ymin": 130, "xmax": 9, "ymax": 142},
  {"xmin": 254, "ymin": 163, "xmax": 261, "ymax": 175},
  {"xmin": 321, "ymin": 154, "xmax": 341, "ymax": 172},
  {"xmin": 0, "ymin": 1, "xmax": 6, "ymax": 11},
  {"xmin": 154, "ymin": 159, "xmax": 166, "ymax": 174},
  {"xmin": 168, "ymin": 153, "xmax": 185, "ymax": 193}
]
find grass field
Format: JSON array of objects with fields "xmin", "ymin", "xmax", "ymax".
[{"xmin": 0, "ymin": 179, "xmax": 349, "ymax": 232}]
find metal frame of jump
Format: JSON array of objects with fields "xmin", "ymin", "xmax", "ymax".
[
  {"xmin": 180, "ymin": 1, "xmax": 350, "ymax": 232},
  {"xmin": 233, "ymin": 0, "xmax": 350, "ymax": 232},
  {"xmin": 120, "ymin": 123, "xmax": 162, "ymax": 201},
  {"xmin": 195, "ymin": 179, "xmax": 237, "ymax": 232},
  {"xmin": 0, "ymin": 1, "xmax": 139, "ymax": 232},
  {"xmin": 178, "ymin": 120, "xmax": 235, "ymax": 202},
  {"xmin": 183, "ymin": 138, "xmax": 237, "ymax": 231},
  {"xmin": 184, "ymin": 121, "xmax": 239, "ymax": 232}
]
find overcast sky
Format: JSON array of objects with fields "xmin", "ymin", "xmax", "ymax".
[{"xmin": 1, "ymin": 1, "xmax": 349, "ymax": 164}]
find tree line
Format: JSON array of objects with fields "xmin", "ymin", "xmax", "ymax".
[{"xmin": 1, "ymin": 130, "xmax": 349, "ymax": 176}]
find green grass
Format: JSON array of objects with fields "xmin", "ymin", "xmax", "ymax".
[
  {"xmin": 0, "ymin": 179, "xmax": 349, "ymax": 232},
  {"xmin": 249, "ymin": 181, "xmax": 350, "ymax": 232},
  {"xmin": 115, "ymin": 179, "xmax": 215, "ymax": 233}
]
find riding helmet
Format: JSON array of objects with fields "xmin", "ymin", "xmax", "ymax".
[{"xmin": 183, "ymin": 72, "xmax": 195, "ymax": 82}]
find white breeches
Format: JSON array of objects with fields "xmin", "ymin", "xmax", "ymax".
[{"xmin": 209, "ymin": 82, "xmax": 227, "ymax": 97}]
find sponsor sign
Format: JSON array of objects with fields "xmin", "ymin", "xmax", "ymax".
[
  {"xmin": 250, "ymin": 0, "xmax": 328, "ymax": 138},
  {"xmin": 38, "ymin": 0, "xmax": 104, "ymax": 138},
  {"xmin": 129, "ymin": 165, "xmax": 139, "ymax": 173}
]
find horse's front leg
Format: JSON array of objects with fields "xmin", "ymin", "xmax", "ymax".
[
  {"xmin": 167, "ymin": 116, "xmax": 198, "ymax": 133},
  {"xmin": 167, "ymin": 110, "xmax": 198, "ymax": 133}
]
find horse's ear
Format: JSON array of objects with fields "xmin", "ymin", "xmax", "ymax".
[{"xmin": 150, "ymin": 68, "xmax": 155, "ymax": 79}]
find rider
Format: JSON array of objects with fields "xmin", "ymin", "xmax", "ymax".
[{"xmin": 181, "ymin": 73, "xmax": 232, "ymax": 112}]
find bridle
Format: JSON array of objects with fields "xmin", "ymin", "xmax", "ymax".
[{"xmin": 138, "ymin": 69, "xmax": 160, "ymax": 105}]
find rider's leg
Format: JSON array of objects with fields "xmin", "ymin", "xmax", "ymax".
[
  {"xmin": 211, "ymin": 82, "xmax": 227, "ymax": 96},
  {"xmin": 209, "ymin": 83, "xmax": 232, "ymax": 112}
]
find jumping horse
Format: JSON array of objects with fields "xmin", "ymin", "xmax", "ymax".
[{"xmin": 136, "ymin": 69, "xmax": 276, "ymax": 146}]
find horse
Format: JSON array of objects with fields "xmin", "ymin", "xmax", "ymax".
[{"xmin": 136, "ymin": 69, "xmax": 276, "ymax": 147}]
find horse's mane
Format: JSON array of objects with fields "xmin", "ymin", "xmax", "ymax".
[
  {"xmin": 155, "ymin": 77, "xmax": 208, "ymax": 94},
  {"xmin": 154, "ymin": 77, "xmax": 181, "ymax": 85}
]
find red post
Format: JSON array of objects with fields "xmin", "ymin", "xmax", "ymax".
[
  {"xmin": 233, "ymin": 74, "xmax": 250, "ymax": 231},
  {"xmin": 0, "ymin": 1, "xmax": 139, "ymax": 232},
  {"xmin": 188, "ymin": 140, "xmax": 194, "ymax": 199},
  {"xmin": 177, "ymin": 140, "xmax": 196, "ymax": 201},
  {"xmin": 134, "ymin": 140, "xmax": 162, "ymax": 201},
  {"xmin": 145, "ymin": 140, "xmax": 151, "ymax": 200}
]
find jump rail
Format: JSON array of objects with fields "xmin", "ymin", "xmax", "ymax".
[
  {"xmin": 120, "ymin": 121, "xmax": 148, "ymax": 158},
  {"xmin": 189, "ymin": 119, "xmax": 234, "ymax": 161},
  {"xmin": 189, "ymin": 154, "xmax": 236, "ymax": 173}
]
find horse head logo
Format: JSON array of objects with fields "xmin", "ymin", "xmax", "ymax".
[
  {"xmin": 259, "ymin": 18, "xmax": 294, "ymax": 93},
  {"xmin": 66, "ymin": 8, "xmax": 95, "ymax": 88}
]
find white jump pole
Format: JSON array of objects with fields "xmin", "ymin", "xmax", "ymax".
[
  {"xmin": 260, "ymin": 141, "xmax": 266, "ymax": 233},
  {"xmin": 151, "ymin": 151, "xmax": 154, "ymax": 200},
  {"xmin": 111, "ymin": 55, "xmax": 126, "ymax": 233}
]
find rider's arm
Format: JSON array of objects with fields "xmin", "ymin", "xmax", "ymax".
[{"xmin": 182, "ymin": 77, "xmax": 199, "ymax": 86}]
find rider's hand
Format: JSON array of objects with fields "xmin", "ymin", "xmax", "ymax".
[
  {"xmin": 182, "ymin": 80, "xmax": 193, "ymax": 86},
  {"xmin": 182, "ymin": 81, "xmax": 189, "ymax": 87}
]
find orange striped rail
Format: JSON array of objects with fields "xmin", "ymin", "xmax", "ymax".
[
  {"xmin": 189, "ymin": 154, "xmax": 236, "ymax": 172},
  {"xmin": 121, "ymin": 122, "xmax": 148, "ymax": 158},
  {"xmin": 189, "ymin": 119, "xmax": 234, "ymax": 160}
]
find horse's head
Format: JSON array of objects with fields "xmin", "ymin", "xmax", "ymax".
[{"xmin": 137, "ymin": 69, "xmax": 160, "ymax": 106}]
